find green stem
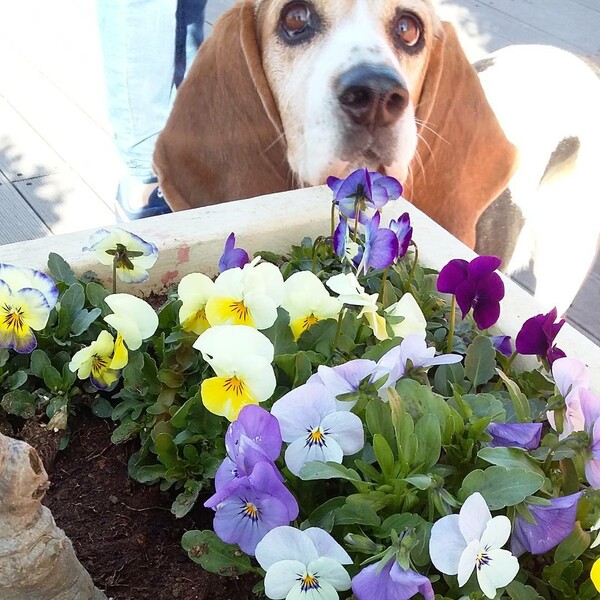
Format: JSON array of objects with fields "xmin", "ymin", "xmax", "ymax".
[
  {"xmin": 446, "ymin": 295, "xmax": 456, "ymax": 353},
  {"xmin": 493, "ymin": 351, "xmax": 518, "ymax": 391},
  {"xmin": 112, "ymin": 256, "xmax": 117, "ymax": 294},
  {"xmin": 311, "ymin": 236, "xmax": 323, "ymax": 274},
  {"xmin": 406, "ymin": 242, "xmax": 419, "ymax": 295},
  {"xmin": 333, "ymin": 308, "xmax": 346, "ymax": 349},
  {"xmin": 352, "ymin": 210, "xmax": 359, "ymax": 243},
  {"xmin": 378, "ymin": 267, "xmax": 390, "ymax": 304},
  {"xmin": 330, "ymin": 202, "xmax": 336, "ymax": 238}
]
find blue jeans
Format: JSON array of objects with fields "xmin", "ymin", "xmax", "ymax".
[{"xmin": 97, "ymin": 0, "xmax": 207, "ymax": 181}]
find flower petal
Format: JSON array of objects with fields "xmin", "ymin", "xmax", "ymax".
[
  {"xmin": 303, "ymin": 528, "xmax": 352, "ymax": 564},
  {"xmin": 480, "ymin": 516, "xmax": 512, "ymax": 551},
  {"xmin": 307, "ymin": 557, "xmax": 351, "ymax": 590},
  {"xmin": 264, "ymin": 560, "xmax": 307, "ymax": 599},
  {"xmin": 319, "ymin": 410, "xmax": 365, "ymax": 455},
  {"xmin": 476, "ymin": 549, "xmax": 519, "ymax": 599},
  {"xmin": 255, "ymin": 526, "xmax": 319, "ymax": 571},
  {"xmin": 285, "ymin": 434, "xmax": 344, "ymax": 477},
  {"xmin": 459, "ymin": 492, "xmax": 492, "ymax": 543},
  {"xmin": 429, "ymin": 514, "xmax": 465, "ymax": 575}
]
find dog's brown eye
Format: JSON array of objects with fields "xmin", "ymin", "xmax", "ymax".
[
  {"xmin": 396, "ymin": 14, "xmax": 421, "ymax": 47},
  {"xmin": 281, "ymin": 2, "xmax": 311, "ymax": 38}
]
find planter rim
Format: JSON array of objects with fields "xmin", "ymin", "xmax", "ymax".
[{"xmin": 1, "ymin": 185, "xmax": 599, "ymax": 392}]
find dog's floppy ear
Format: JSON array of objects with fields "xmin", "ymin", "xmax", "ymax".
[
  {"xmin": 405, "ymin": 22, "xmax": 518, "ymax": 248},
  {"xmin": 153, "ymin": 1, "xmax": 292, "ymax": 211}
]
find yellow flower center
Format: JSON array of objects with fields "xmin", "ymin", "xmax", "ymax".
[
  {"xmin": 2, "ymin": 304, "xmax": 25, "ymax": 331},
  {"xmin": 240, "ymin": 502, "xmax": 259, "ymax": 522},
  {"xmin": 303, "ymin": 313, "xmax": 319, "ymax": 331},
  {"xmin": 476, "ymin": 552, "xmax": 491, "ymax": 570},
  {"xmin": 224, "ymin": 376, "xmax": 246, "ymax": 396},
  {"xmin": 229, "ymin": 300, "xmax": 251, "ymax": 323},
  {"xmin": 91, "ymin": 354, "xmax": 109, "ymax": 376},
  {"xmin": 305, "ymin": 427, "xmax": 327, "ymax": 448},
  {"xmin": 298, "ymin": 573, "xmax": 320, "ymax": 592}
]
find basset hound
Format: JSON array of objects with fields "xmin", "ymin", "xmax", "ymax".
[{"xmin": 153, "ymin": 0, "xmax": 600, "ymax": 315}]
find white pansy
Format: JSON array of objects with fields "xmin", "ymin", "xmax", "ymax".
[
  {"xmin": 385, "ymin": 292, "xmax": 427, "ymax": 339},
  {"xmin": 103, "ymin": 294, "xmax": 159, "ymax": 350}
]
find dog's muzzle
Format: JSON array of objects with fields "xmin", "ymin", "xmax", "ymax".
[{"xmin": 336, "ymin": 64, "xmax": 409, "ymax": 129}]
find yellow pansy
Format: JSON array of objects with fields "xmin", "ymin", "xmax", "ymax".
[
  {"xmin": 592, "ymin": 558, "xmax": 600, "ymax": 592},
  {"xmin": 69, "ymin": 330, "xmax": 121, "ymax": 390},
  {"xmin": 177, "ymin": 273, "xmax": 215, "ymax": 335}
]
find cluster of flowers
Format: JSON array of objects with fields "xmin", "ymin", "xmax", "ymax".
[{"xmin": 2, "ymin": 167, "xmax": 600, "ymax": 598}]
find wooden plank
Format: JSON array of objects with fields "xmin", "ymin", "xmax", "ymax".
[
  {"xmin": 0, "ymin": 172, "xmax": 50, "ymax": 246},
  {"xmin": 12, "ymin": 172, "xmax": 116, "ymax": 237},
  {"xmin": 0, "ymin": 98, "xmax": 64, "ymax": 181},
  {"xmin": 0, "ymin": 46, "xmax": 123, "ymax": 212},
  {"xmin": 463, "ymin": 0, "xmax": 599, "ymax": 58}
]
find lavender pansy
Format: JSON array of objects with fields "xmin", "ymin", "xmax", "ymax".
[
  {"xmin": 307, "ymin": 359, "xmax": 376, "ymax": 410},
  {"xmin": 218, "ymin": 232, "xmax": 250, "ymax": 272},
  {"xmin": 579, "ymin": 388, "xmax": 600, "ymax": 488},
  {"xmin": 357, "ymin": 212, "xmax": 399, "ymax": 274},
  {"xmin": 352, "ymin": 559, "xmax": 434, "ymax": 600},
  {"xmin": 371, "ymin": 334, "xmax": 462, "ymax": 400},
  {"xmin": 515, "ymin": 308, "xmax": 566, "ymax": 364},
  {"xmin": 270, "ymin": 383, "xmax": 365, "ymax": 476},
  {"xmin": 389, "ymin": 212, "xmax": 413, "ymax": 258},
  {"xmin": 327, "ymin": 168, "xmax": 402, "ymax": 218},
  {"xmin": 486, "ymin": 422, "xmax": 542, "ymax": 450},
  {"xmin": 333, "ymin": 220, "xmax": 361, "ymax": 265},
  {"xmin": 437, "ymin": 255, "xmax": 505, "ymax": 330},
  {"xmin": 511, "ymin": 493, "xmax": 582, "ymax": 556},
  {"xmin": 205, "ymin": 461, "xmax": 299, "ymax": 555}
]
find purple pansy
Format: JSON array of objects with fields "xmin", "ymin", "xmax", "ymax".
[
  {"xmin": 486, "ymin": 422, "xmax": 543, "ymax": 450},
  {"xmin": 437, "ymin": 255, "xmax": 505, "ymax": 330},
  {"xmin": 389, "ymin": 212, "xmax": 413, "ymax": 258},
  {"xmin": 333, "ymin": 219, "xmax": 362, "ymax": 265},
  {"xmin": 307, "ymin": 358, "xmax": 376, "ymax": 410},
  {"xmin": 214, "ymin": 405, "xmax": 283, "ymax": 491},
  {"xmin": 490, "ymin": 335, "xmax": 512, "ymax": 357},
  {"xmin": 511, "ymin": 493, "xmax": 582, "ymax": 556},
  {"xmin": 205, "ymin": 461, "xmax": 299, "ymax": 555},
  {"xmin": 218, "ymin": 232, "xmax": 250, "ymax": 272},
  {"xmin": 580, "ymin": 388, "xmax": 600, "ymax": 488},
  {"xmin": 352, "ymin": 558, "xmax": 434, "ymax": 600},
  {"xmin": 358, "ymin": 212, "xmax": 399, "ymax": 273},
  {"xmin": 515, "ymin": 308, "xmax": 566, "ymax": 364},
  {"xmin": 327, "ymin": 168, "xmax": 402, "ymax": 218}
]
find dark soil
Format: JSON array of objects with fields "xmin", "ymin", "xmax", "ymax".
[{"xmin": 21, "ymin": 414, "xmax": 257, "ymax": 600}]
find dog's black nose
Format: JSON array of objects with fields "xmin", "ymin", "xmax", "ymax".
[{"xmin": 336, "ymin": 64, "xmax": 409, "ymax": 128}]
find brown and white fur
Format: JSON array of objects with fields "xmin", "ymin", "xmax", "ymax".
[{"xmin": 154, "ymin": 0, "xmax": 600, "ymax": 315}]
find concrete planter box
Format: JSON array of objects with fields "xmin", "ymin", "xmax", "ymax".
[{"xmin": 2, "ymin": 185, "xmax": 599, "ymax": 391}]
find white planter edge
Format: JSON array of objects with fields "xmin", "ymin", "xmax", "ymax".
[{"xmin": 1, "ymin": 185, "xmax": 598, "ymax": 392}]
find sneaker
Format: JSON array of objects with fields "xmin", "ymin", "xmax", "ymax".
[{"xmin": 115, "ymin": 177, "xmax": 172, "ymax": 221}]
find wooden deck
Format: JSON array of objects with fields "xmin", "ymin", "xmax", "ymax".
[{"xmin": 0, "ymin": 0, "xmax": 599, "ymax": 344}]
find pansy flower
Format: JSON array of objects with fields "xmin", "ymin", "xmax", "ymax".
[
  {"xmin": 281, "ymin": 271, "xmax": 342, "ymax": 340},
  {"xmin": 255, "ymin": 526, "xmax": 352, "ymax": 600},
  {"xmin": 357, "ymin": 212, "xmax": 399, "ymax": 274},
  {"xmin": 490, "ymin": 335, "xmax": 512, "ymax": 357},
  {"xmin": 515, "ymin": 307, "xmax": 566, "ymax": 364},
  {"xmin": 327, "ymin": 168, "xmax": 402, "ymax": 218},
  {"xmin": 429, "ymin": 492, "xmax": 519, "ymax": 599},
  {"xmin": 0, "ymin": 264, "xmax": 58, "ymax": 354},
  {"xmin": 194, "ymin": 325, "xmax": 276, "ymax": 421},
  {"xmin": 271, "ymin": 383, "xmax": 365, "ymax": 476},
  {"xmin": 218, "ymin": 232, "xmax": 250, "ymax": 272},
  {"xmin": 333, "ymin": 219, "xmax": 361, "ymax": 265},
  {"xmin": 103, "ymin": 294, "xmax": 159, "ymax": 368},
  {"xmin": 205, "ymin": 258, "xmax": 284, "ymax": 330},
  {"xmin": 84, "ymin": 228, "xmax": 158, "ymax": 284},
  {"xmin": 486, "ymin": 422, "xmax": 543, "ymax": 450},
  {"xmin": 511, "ymin": 493, "xmax": 582, "ymax": 556},
  {"xmin": 437, "ymin": 255, "xmax": 505, "ymax": 330},
  {"xmin": 326, "ymin": 272, "xmax": 388, "ymax": 340},
  {"xmin": 389, "ymin": 212, "xmax": 413, "ymax": 259},
  {"xmin": 177, "ymin": 272, "xmax": 215, "ymax": 335},
  {"xmin": 579, "ymin": 388, "xmax": 600, "ymax": 488},
  {"xmin": 205, "ymin": 461, "xmax": 299, "ymax": 556},
  {"xmin": 69, "ymin": 330, "xmax": 121, "ymax": 389},
  {"xmin": 384, "ymin": 292, "xmax": 427, "ymax": 339},
  {"xmin": 352, "ymin": 558, "xmax": 434, "ymax": 600}
]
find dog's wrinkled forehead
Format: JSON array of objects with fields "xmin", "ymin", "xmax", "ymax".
[{"xmin": 255, "ymin": 0, "xmax": 442, "ymax": 93}]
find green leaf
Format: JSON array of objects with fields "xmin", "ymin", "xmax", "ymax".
[
  {"xmin": 554, "ymin": 522, "xmax": 590, "ymax": 563},
  {"xmin": 478, "ymin": 447, "xmax": 545, "ymax": 478},
  {"xmin": 403, "ymin": 475, "xmax": 433, "ymax": 490},
  {"xmin": 373, "ymin": 433, "xmax": 395, "ymax": 479},
  {"xmin": 91, "ymin": 397, "xmax": 113, "ymax": 418},
  {"xmin": 1, "ymin": 390, "xmax": 37, "ymax": 418},
  {"xmin": 433, "ymin": 362, "xmax": 465, "ymax": 396},
  {"xmin": 42, "ymin": 365, "xmax": 63, "ymax": 391},
  {"xmin": 458, "ymin": 466, "xmax": 545, "ymax": 509},
  {"xmin": 464, "ymin": 336, "xmax": 496, "ymax": 389},
  {"xmin": 299, "ymin": 461, "xmax": 368, "ymax": 485},
  {"xmin": 171, "ymin": 480, "xmax": 203, "ymax": 518},
  {"xmin": 497, "ymin": 370, "xmax": 531, "ymax": 422},
  {"xmin": 463, "ymin": 393, "xmax": 506, "ymax": 422},
  {"xmin": 86, "ymin": 282, "xmax": 110, "ymax": 309},
  {"xmin": 157, "ymin": 368, "xmax": 185, "ymax": 389},
  {"xmin": 111, "ymin": 417, "xmax": 141, "ymax": 444},
  {"xmin": 71, "ymin": 307, "xmax": 101, "ymax": 336},
  {"xmin": 155, "ymin": 432, "xmax": 181, "ymax": 468},
  {"xmin": 182, "ymin": 530, "xmax": 253, "ymax": 576},
  {"xmin": 506, "ymin": 581, "xmax": 545, "ymax": 600},
  {"xmin": 366, "ymin": 398, "xmax": 396, "ymax": 452},
  {"xmin": 304, "ymin": 497, "xmax": 346, "ymax": 531},
  {"xmin": 47, "ymin": 252, "xmax": 77, "ymax": 284},
  {"xmin": 30, "ymin": 349, "xmax": 51, "ymax": 378},
  {"xmin": 262, "ymin": 307, "xmax": 298, "ymax": 355},
  {"xmin": 134, "ymin": 464, "xmax": 168, "ymax": 483},
  {"xmin": 5, "ymin": 370, "xmax": 27, "ymax": 390},
  {"xmin": 56, "ymin": 283, "xmax": 85, "ymax": 338},
  {"xmin": 376, "ymin": 513, "xmax": 423, "ymax": 538},
  {"xmin": 334, "ymin": 502, "xmax": 381, "ymax": 527},
  {"xmin": 414, "ymin": 412, "xmax": 441, "ymax": 468}
]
